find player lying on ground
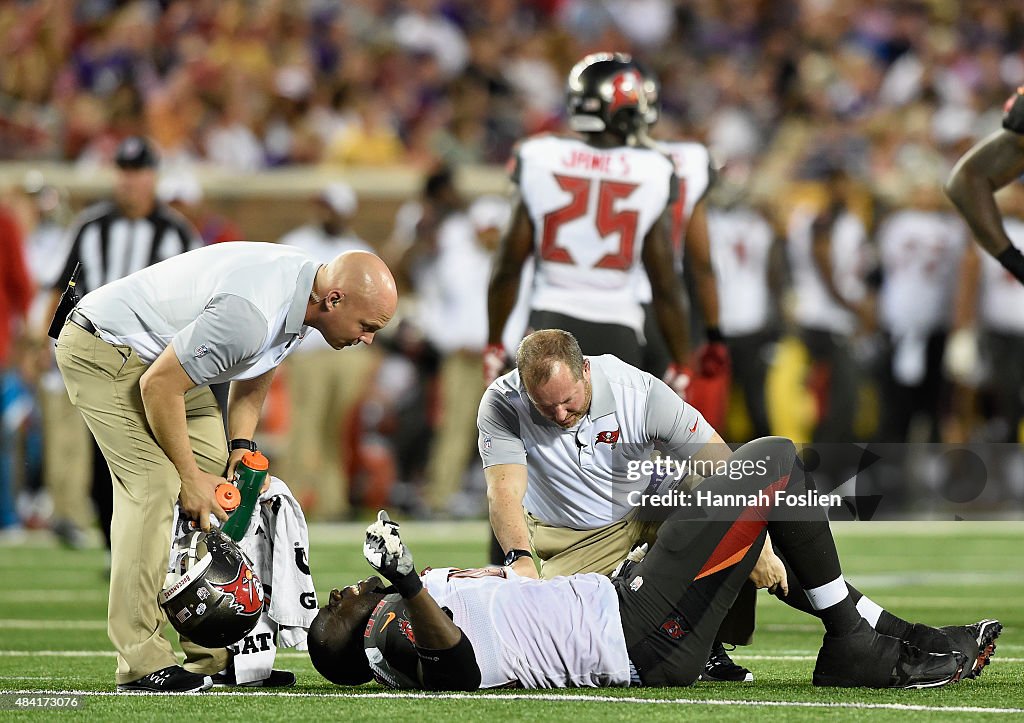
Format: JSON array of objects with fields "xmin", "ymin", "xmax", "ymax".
[{"xmin": 308, "ymin": 437, "xmax": 1000, "ymax": 690}]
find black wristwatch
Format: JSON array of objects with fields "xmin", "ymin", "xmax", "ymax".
[
  {"xmin": 229, "ymin": 438, "xmax": 258, "ymax": 452},
  {"xmin": 503, "ymin": 549, "xmax": 533, "ymax": 567}
]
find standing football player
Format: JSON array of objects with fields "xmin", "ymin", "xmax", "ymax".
[{"xmin": 485, "ymin": 52, "xmax": 693, "ymax": 398}]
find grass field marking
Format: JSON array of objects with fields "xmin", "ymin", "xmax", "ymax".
[
  {"xmin": 3, "ymin": 689, "xmax": 1022, "ymax": 714},
  {"xmin": 4, "ymin": 650, "xmax": 1022, "ymax": 664},
  {"xmin": 0, "ymin": 620, "xmax": 105, "ymax": 630}
]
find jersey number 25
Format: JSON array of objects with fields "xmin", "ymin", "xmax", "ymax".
[{"xmin": 540, "ymin": 174, "xmax": 640, "ymax": 271}]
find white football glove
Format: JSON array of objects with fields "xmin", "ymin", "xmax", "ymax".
[
  {"xmin": 663, "ymin": 363, "xmax": 692, "ymax": 401},
  {"xmin": 483, "ymin": 343, "xmax": 507, "ymax": 385},
  {"xmin": 363, "ymin": 510, "xmax": 422, "ymax": 598}
]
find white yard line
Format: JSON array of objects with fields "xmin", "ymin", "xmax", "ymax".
[{"xmin": 1, "ymin": 688, "xmax": 1021, "ymax": 714}]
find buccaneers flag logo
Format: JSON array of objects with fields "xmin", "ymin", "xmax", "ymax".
[
  {"xmin": 595, "ymin": 428, "xmax": 620, "ymax": 446},
  {"xmin": 607, "ymin": 71, "xmax": 641, "ymax": 115},
  {"xmin": 215, "ymin": 562, "xmax": 264, "ymax": 615}
]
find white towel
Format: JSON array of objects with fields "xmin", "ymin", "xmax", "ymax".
[{"xmin": 168, "ymin": 476, "xmax": 318, "ymax": 684}]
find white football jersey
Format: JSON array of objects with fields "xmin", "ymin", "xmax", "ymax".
[
  {"xmin": 514, "ymin": 134, "xmax": 675, "ymax": 334},
  {"xmin": 633, "ymin": 140, "xmax": 713, "ymax": 304},
  {"xmin": 978, "ymin": 216, "xmax": 1024, "ymax": 334},
  {"xmin": 421, "ymin": 567, "xmax": 631, "ymax": 689},
  {"xmin": 876, "ymin": 209, "xmax": 966, "ymax": 335},
  {"xmin": 708, "ymin": 206, "xmax": 774, "ymax": 336},
  {"xmin": 787, "ymin": 206, "xmax": 869, "ymax": 334}
]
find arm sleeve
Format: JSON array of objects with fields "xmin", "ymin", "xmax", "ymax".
[
  {"xmin": 643, "ymin": 376, "xmax": 714, "ymax": 456},
  {"xmin": 417, "ymin": 632, "xmax": 482, "ymax": 691},
  {"xmin": 171, "ymin": 294, "xmax": 268, "ymax": 385},
  {"xmin": 477, "ymin": 387, "xmax": 527, "ymax": 467},
  {"xmin": 1002, "ymin": 87, "xmax": 1024, "ymax": 134}
]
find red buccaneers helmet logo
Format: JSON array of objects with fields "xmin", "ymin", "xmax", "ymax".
[
  {"xmin": 398, "ymin": 618, "xmax": 416, "ymax": 645},
  {"xmin": 215, "ymin": 562, "xmax": 264, "ymax": 615},
  {"xmin": 595, "ymin": 428, "xmax": 620, "ymax": 446},
  {"xmin": 607, "ymin": 71, "xmax": 641, "ymax": 115}
]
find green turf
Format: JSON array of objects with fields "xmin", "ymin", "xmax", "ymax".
[{"xmin": 1, "ymin": 520, "xmax": 1021, "ymax": 721}]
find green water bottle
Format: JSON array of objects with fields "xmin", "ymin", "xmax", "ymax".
[{"xmin": 219, "ymin": 451, "xmax": 269, "ymax": 541}]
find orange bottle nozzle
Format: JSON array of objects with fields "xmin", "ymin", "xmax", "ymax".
[{"xmin": 216, "ymin": 483, "xmax": 240, "ymax": 512}]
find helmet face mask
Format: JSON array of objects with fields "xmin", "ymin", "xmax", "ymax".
[
  {"xmin": 160, "ymin": 529, "xmax": 265, "ymax": 648},
  {"xmin": 567, "ymin": 52, "xmax": 660, "ymax": 140}
]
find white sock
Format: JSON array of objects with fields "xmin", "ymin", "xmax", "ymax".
[
  {"xmin": 804, "ymin": 575, "xmax": 849, "ymax": 610},
  {"xmin": 856, "ymin": 595, "xmax": 884, "ymax": 627}
]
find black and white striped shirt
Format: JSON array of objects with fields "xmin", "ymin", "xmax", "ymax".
[{"xmin": 55, "ymin": 200, "xmax": 201, "ymax": 293}]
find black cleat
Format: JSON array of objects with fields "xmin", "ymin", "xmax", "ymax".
[
  {"xmin": 902, "ymin": 618, "xmax": 1002, "ymax": 680},
  {"xmin": 212, "ymin": 666, "xmax": 296, "ymax": 688},
  {"xmin": 813, "ymin": 619, "xmax": 966, "ymax": 689},
  {"xmin": 699, "ymin": 641, "xmax": 754, "ymax": 682},
  {"xmin": 940, "ymin": 619, "xmax": 1002, "ymax": 680},
  {"xmin": 117, "ymin": 665, "xmax": 212, "ymax": 693}
]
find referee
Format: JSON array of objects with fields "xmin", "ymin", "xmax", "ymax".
[{"xmin": 53, "ymin": 136, "xmax": 200, "ymax": 554}]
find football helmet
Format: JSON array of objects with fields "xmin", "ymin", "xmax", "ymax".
[
  {"xmin": 566, "ymin": 52, "xmax": 659, "ymax": 138},
  {"xmin": 160, "ymin": 528, "xmax": 265, "ymax": 648}
]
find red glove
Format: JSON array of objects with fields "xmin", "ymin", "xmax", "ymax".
[
  {"xmin": 688, "ymin": 331, "xmax": 731, "ymax": 430},
  {"xmin": 662, "ymin": 363, "xmax": 692, "ymax": 401},
  {"xmin": 483, "ymin": 343, "xmax": 508, "ymax": 384},
  {"xmin": 694, "ymin": 341, "xmax": 730, "ymax": 378}
]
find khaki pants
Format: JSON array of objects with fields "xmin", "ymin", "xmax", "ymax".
[
  {"xmin": 527, "ymin": 511, "xmax": 658, "ymax": 578},
  {"xmin": 425, "ymin": 352, "xmax": 485, "ymax": 513},
  {"xmin": 55, "ymin": 322, "xmax": 229, "ymax": 684},
  {"xmin": 40, "ymin": 384, "xmax": 93, "ymax": 529},
  {"xmin": 277, "ymin": 346, "xmax": 379, "ymax": 520}
]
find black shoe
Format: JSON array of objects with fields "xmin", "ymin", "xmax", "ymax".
[
  {"xmin": 117, "ymin": 665, "xmax": 213, "ymax": 693},
  {"xmin": 931, "ymin": 620, "xmax": 1002, "ymax": 680},
  {"xmin": 699, "ymin": 641, "xmax": 754, "ymax": 682},
  {"xmin": 813, "ymin": 619, "xmax": 966, "ymax": 689},
  {"xmin": 211, "ymin": 667, "xmax": 296, "ymax": 688}
]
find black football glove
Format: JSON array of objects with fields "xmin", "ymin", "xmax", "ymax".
[{"xmin": 363, "ymin": 510, "xmax": 423, "ymax": 599}]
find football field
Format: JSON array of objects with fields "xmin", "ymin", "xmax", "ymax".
[{"xmin": 1, "ymin": 520, "xmax": 1022, "ymax": 721}]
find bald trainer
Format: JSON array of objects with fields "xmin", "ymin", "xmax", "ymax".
[{"xmin": 55, "ymin": 242, "xmax": 397, "ymax": 693}]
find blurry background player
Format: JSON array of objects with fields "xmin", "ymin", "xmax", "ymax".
[
  {"xmin": 485, "ymin": 52, "xmax": 693, "ymax": 399},
  {"xmin": 278, "ymin": 183, "xmax": 376, "ymax": 521},
  {"xmin": 706, "ymin": 167, "xmax": 781, "ymax": 441},
  {"xmin": 874, "ymin": 180, "xmax": 966, "ymax": 443},
  {"xmin": 945, "ymin": 84, "xmax": 1024, "ymax": 287},
  {"xmin": 785, "ymin": 165, "xmax": 872, "ymax": 443},
  {"xmin": 416, "ymin": 195, "xmax": 512, "ymax": 518},
  {"xmin": 50, "ymin": 136, "xmax": 201, "ymax": 558}
]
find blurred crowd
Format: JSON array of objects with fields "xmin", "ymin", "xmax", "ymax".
[
  {"xmin": 2, "ymin": 0, "xmax": 1022, "ymax": 181},
  {"xmin": 3, "ymin": 0, "xmax": 1024, "ymax": 540}
]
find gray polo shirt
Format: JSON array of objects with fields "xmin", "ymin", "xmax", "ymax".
[
  {"xmin": 477, "ymin": 355, "xmax": 713, "ymax": 529},
  {"xmin": 76, "ymin": 242, "xmax": 319, "ymax": 386}
]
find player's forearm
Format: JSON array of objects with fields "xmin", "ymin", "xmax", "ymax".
[
  {"xmin": 685, "ymin": 204, "xmax": 720, "ymax": 329},
  {"xmin": 692, "ymin": 265, "xmax": 720, "ymax": 330},
  {"xmin": 486, "ymin": 268, "xmax": 520, "ymax": 346},
  {"xmin": 650, "ymin": 294, "xmax": 691, "ymax": 366},
  {"xmin": 405, "ymin": 588, "xmax": 464, "ymax": 650}
]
